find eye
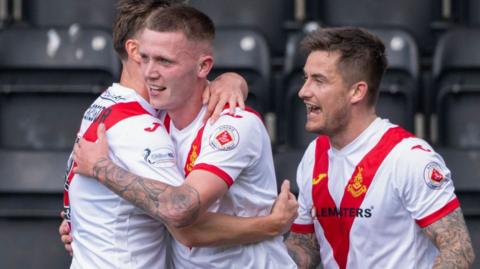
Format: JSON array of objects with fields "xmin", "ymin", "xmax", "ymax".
[
  {"xmin": 140, "ymin": 54, "xmax": 149, "ymax": 63},
  {"xmin": 159, "ymin": 58, "xmax": 172, "ymax": 65}
]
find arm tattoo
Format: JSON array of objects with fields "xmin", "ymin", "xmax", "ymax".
[
  {"xmin": 285, "ymin": 232, "xmax": 321, "ymax": 269},
  {"xmin": 93, "ymin": 158, "xmax": 200, "ymax": 228},
  {"xmin": 423, "ymin": 207, "xmax": 475, "ymax": 269}
]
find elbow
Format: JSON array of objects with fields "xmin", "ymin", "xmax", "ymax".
[
  {"xmin": 161, "ymin": 184, "xmax": 201, "ymax": 228},
  {"xmin": 175, "ymin": 233, "xmax": 202, "ymax": 247},
  {"xmin": 167, "ymin": 210, "xmax": 199, "ymax": 228}
]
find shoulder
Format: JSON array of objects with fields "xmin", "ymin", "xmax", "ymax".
[{"xmin": 392, "ymin": 137, "xmax": 451, "ymax": 189}]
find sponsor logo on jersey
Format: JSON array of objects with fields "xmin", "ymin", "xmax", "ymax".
[
  {"xmin": 312, "ymin": 173, "xmax": 327, "ymax": 185},
  {"xmin": 423, "ymin": 162, "xmax": 448, "ymax": 189},
  {"xmin": 209, "ymin": 125, "xmax": 239, "ymax": 151},
  {"xmin": 100, "ymin": 90, "xmax": 127, "ymax": 103},
  {"xmin": 312, "ymin": 206, "xmax": 373, "ymax": 219},
  {"xmin": 347, "ymin": 167, "xmax": 367, "ymax": 198},
  {"xmin": 411, "ymin": 144, "xmax": 432, "ymax": 152},
  {"xmin": 83, "ymin": 104, "xmax": 105, "ymax": 121},
  {"xmin": 143, "ymin": 147, "xmax": 175, "ymax": 167},
  {"xmin": 144, "ymin": 122, "xmax": 161, "ymax": 132}
]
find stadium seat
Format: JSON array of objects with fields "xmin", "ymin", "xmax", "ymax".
[
  {"xmin": 282, "ymin": 28, "xmax": 419, "ymax": 149},
  {"xmin": 432, "ymin": 28, "xmax": 480, "ymax": 149},
  {"xmin": 315, "ymin": 0, "xmax": 439, "ymax": 55},
  {"xmin": 190, "ymin": 0, "xmax": 293, "ymax": 57},
  {"xmin": 0, "ymin": 26, "xmax": 118, "ymax": 268},
  {"xmin": 0, "ymin": 27, "xmax": 120, "ymax": 150},
  {"xmin": 0, "ymin": 150, "xmax": 70, "ymax": 268},
  {"xmin": 22, "ymin": 0, "xmax": 116, "ymax": 29},
  {"xmin": 209, "ymin": 27, "xmax": 271, "ymax": 115}
]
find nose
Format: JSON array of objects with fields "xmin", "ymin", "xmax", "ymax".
[
  {"xmin": 298, "ymin": 80, "xmax": 311, "ymax": 100},
  {"xmin": 143, "ymin": 60, "xmax": 159, "ymax": 81}
]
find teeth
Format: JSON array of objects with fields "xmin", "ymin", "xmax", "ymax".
[
  {"xmin": 149, "ymin": 85, "xmax": 164, "ymax": 91},
  {"xmin": 306, "ymin": 104, "xmax": 320, "ymax": 112}
]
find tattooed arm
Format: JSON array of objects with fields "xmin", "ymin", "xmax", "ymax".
[
  {"xmin": 167, "ymin": 180, "xmax": 298, "ymax": 247},
  {"xmin": 423, "ymin": 207, "xmax": 475, "ymax": 269},
  {"xmin": 285, "ymin": 231, "xmax": 321, "ymax": 269},
  {"xmin": 88, "ymin": 157, "xmax": 202, "ymax": 228}
]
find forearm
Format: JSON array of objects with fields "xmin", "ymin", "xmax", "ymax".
[
  {"xmin": 285, "ymin": 232, "xmax": 321, "ymax": 269},
  {"xmin": 167, "ymin": 212, "xmax": 282, "ymax": 247},
  {"xmin": 424, "ymin": 207, "xmax": 475, "ymax": 269},
  {"xmin": 92, "ymin": 158, "xmax": 200, "ymax": 227}
]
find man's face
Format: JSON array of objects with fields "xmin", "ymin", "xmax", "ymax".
[
  {"xmin": 138, "ymin": 29, "xmax": 200, "ymax": 111},
  {"xmin": 298, "ymin": 50, "xmax": 352, "ymax": 136}
]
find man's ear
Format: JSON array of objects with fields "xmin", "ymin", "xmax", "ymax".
[
  {"xmin": 197, "ymin": 55, "xmax": 214, "ymax": 79},
  {"xmin": 125, "ymin": 39, "xmax": 141, "ymax": 63},
  {"xmin": 350, "ymin": 81, "xmax": 369, "ymax": 104}
]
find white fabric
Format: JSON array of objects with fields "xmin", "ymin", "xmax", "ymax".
[
  {"xmin": 294, "ymin": 118, "xmax": 457, "ymax": 269},
  {"xmin": 164, "ymin": 106, "xmax": 297, "ymax": 269},
  {"xmin": 68, "ymin": 83, "xmax": 183, "ymax": 269}
]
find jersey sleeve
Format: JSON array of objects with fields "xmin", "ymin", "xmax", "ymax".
[
  {"xmin": 191, "ymin": 111, "xmax": 265, "ymax": 187},
  {"xmin": 107, "ymin": 115, "xmax": 184, "ymax": 187},
  {"xmin": 291, "ymin": 143, "xmax": 315, "ymax": 234},
  {"xmin": 394, "ymin": 138, "xmax": 458, "ymax": 228}
]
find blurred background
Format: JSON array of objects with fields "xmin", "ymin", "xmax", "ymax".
[{"xmin": 0, "ymin": 0, "xmax": 478, "ymax": 268}]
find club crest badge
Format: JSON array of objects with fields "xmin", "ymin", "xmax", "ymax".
[
  {"xmin": 347, "ymin": 167, "xmax": 367, "ymax": 198},
  {"xmin": 209, "ymin": 125, "xmax": 239, "ymax": 151},
  {"xmin": 423, "ymin": 162, "xmax": 448, "ymax": 189}
]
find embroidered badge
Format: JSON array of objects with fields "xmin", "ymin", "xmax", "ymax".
[
  {"xmin": 209, "ymin": 125, "xmax": 239, "ymax": 151},
  {"xmin": 423, "ymin": 162, "xmax": 448, "ymax": 189},
  {"xmin": 185, "ymin": 145, "xmax": 198, "ymax": 173},
  {"xmin": 312, "ymin": 173, "xmax": 327, "ymax": 185},
  {"xmin": 347, "ymin": 167, "xmax": 367, "ymax": 198}
]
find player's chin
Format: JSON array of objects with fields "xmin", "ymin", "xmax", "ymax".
[{"xmin": 304, "ymin": 122, "xmax": 323, "ymax": 134}]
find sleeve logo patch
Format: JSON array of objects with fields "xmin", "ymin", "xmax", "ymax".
[
  {"xmin": 423, "ymin": 162, "xmax": 448, "ymax": 189},
  {"xmin": 143, "ymin": 147, "xmax": 176, "ymax": 168},
  {"xmin": 209, "ymin": 125, "xmax": 239, "ymax": 151}
]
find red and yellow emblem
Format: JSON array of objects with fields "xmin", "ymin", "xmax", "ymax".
[
  {"xmin": 347, "ymin": 167, "xmax": 367, "ymax": 198},
  {"xmin": 185, "ymin": 145, "xmax": 198, "ymax": 173},
  {"xmin": 313, "ymin": 173, "xmax": 327, "ymax": 185}
]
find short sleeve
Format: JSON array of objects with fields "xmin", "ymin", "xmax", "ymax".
[
  {"xmin": 192, "ymin": 110, "xmax": 265, "ymax": 187},
  {"xmin": 394, "ymin": 138, "xmax": 458, "ymax": 228},
  {"xmin": 291, "ymin": 143, "xmax": 316, "ymax": 234},
  {"xmin": 108, "ymin": 115, "xmax": 184, "ymax": 187}
]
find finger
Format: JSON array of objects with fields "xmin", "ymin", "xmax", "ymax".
[
  {"xmin": 202, "ymin": 83, "xmax": 211, "ymax": 105},
  {"xmin": 97, "ymin": 123, "xmax": 106, "ymax": 142},
  {"xmin": 61, "ymin": 234, "xmax": 73, "ymax": 244},
  {"xmin": 64, "ymin": 241, "xmax": 73, "ymax": 254},
  {"xmin": 228, "ymin": 95, "xmax": 236, "ymax": 114},
  {"xmin": 210, "ymin": 98, "xmax": 226, "ymax": 125},
  {"xmin": 203, "ymin": 92, "xmax": 219, "ymax": 124},
  {"xmin": 279, "ymin": 180, "xmax": 290, "ymax": 199},
  {"xmin": 237, "ymin": 94, "xmax": 246, "ymax": 111}
]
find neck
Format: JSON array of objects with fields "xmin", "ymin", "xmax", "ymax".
[
  {"xmin": 330, "ymin": 107, "xmax": 377, "ymax": 150},
  {"xmin": 168, "ymin": 80, "xmax": 208, "ymax": 130},
  {"xmin": 119, "ymin": 61, "xmax": 149, "ymax": 101}
]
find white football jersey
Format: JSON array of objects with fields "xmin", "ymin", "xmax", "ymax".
[
  {"xmin": 162, "ymin": 106, "xmax": 297, "ymax": 269},
  {"xmin": 65, "ymin": 83, "xmax": 183, "ymax": 269},
  {"xmin": 292, "ymin": 118, "xmax": 458, "ymax": 269}
]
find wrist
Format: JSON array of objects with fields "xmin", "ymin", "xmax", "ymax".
[
  {"xmin": 263, "ymin": 214, "xmax": 283, "ymax": 237},
  {"xmin": 92, "ymin": 157, "xmax": 110, "ymax": 183}
]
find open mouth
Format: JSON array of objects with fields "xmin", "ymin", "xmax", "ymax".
[
  {"xmin": 149, "ymin": 85, "xmax": 167, "ymax": 93},
  {"xmin": 305, "ymin": 103, "xmax": 321, "ymax": 113}
]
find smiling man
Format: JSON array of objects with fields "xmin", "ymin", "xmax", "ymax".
[{"xmin": 284, "ymin": 27, "xmax": 475, "ymax": 269}]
